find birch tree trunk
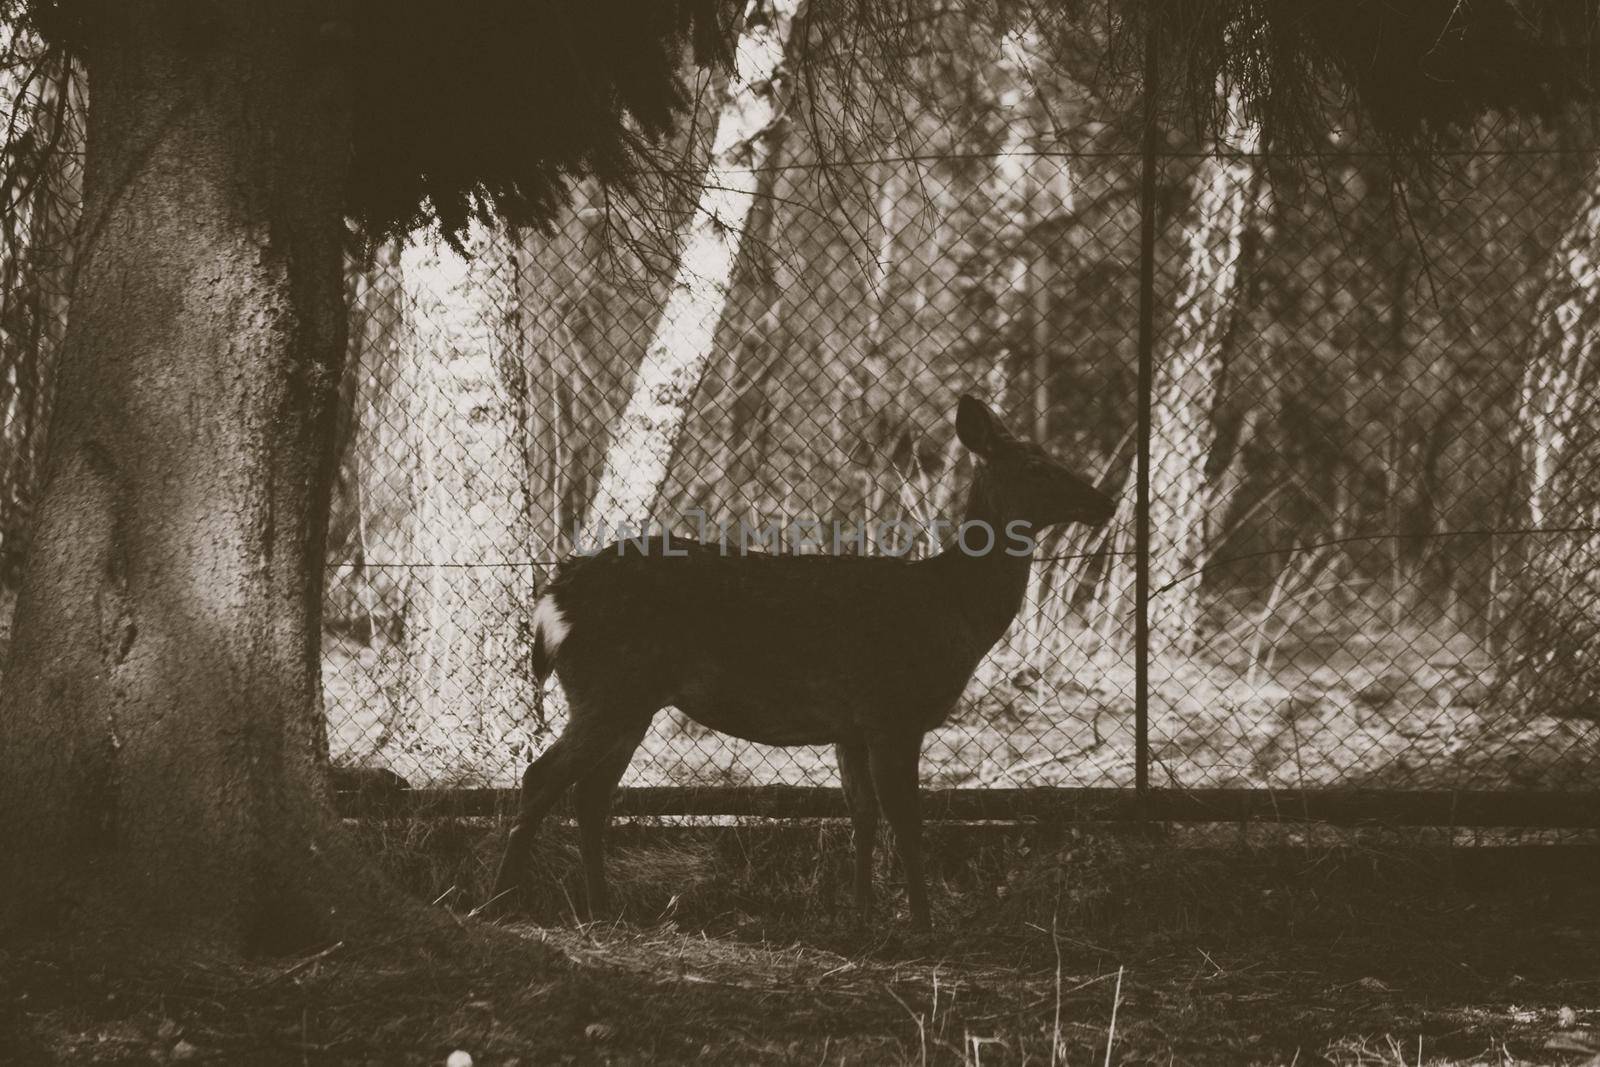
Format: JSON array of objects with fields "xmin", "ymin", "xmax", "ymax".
[
  {"xmin": 320, "ymin": 241, "xmax": 422, "ymax": 768},
  {"xmin": 1509, "ymin": 158, "xmax": 1600, "ymax": 717},
  {"xmin": 384, "ymin": 227, "xmax": 540, "ymax": 785},
  {"xmin": 1092, "ymin": 92, "xmax": 1262, "ymax": 663},
  {"xmin": 344, "ymin": 241, "xmax": 410, "ymax": 642},
  {"xmin": 584, "ymin": 0, "xmax": 800, "ymax": 544}
]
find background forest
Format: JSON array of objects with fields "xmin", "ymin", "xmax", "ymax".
[{"xmin": 3, "ymin": 6, "xmax": 1598, "ymax": 794}]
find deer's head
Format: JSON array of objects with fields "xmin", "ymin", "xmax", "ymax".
[{"xmin": 956, "ymin": 394, "xmax": 1116, "ymax": 532}]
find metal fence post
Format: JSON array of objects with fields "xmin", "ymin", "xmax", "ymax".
[{"xmin": 1134, "ymin": 15, "xmax": 1159, "ymax": 802}]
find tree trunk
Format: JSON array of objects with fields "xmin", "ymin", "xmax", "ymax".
[
  {"xmin": 985, "ymin": 22, "xmax": 1074, "ymax": 669},
  {"xmin": 514, "ymin": 181, "xmax": 603, "ymax": 559},
  {"xmin": 1146, "ymin": 95, "xmax": 1260, "ymax": 659},
  {"xmin": 0, "ymin": 52, "xmax": 83, "ymax": 589},
  {"xmin": 338, "ymin": 240, "xmax": 410, "ymax": 643},
  {"xmin": 383, "ymin": 228, "xmax": 540, "ymax": 785},
  {"xmin": 584, "ymin": 0, "xmax": 800, "ymax": 543},
  {"xmin": 1508, "ymin": 156, "xmax": 1600, "ymax": 718},
  {"xmin": 0, "ymin": 5, "xmax": 386, "ymax": 951},
  {"xmin": 1092, "ymin": 92, "xmax": 1261, "ymax": 662},
  {"xmin": 322, "ymin": 240, "xmax": 419, "ymax": 769}
]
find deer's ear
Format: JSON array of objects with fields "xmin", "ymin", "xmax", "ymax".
[{"xmin": 955, "ymin": 394, "xmax": 1000, "ymax": 457}]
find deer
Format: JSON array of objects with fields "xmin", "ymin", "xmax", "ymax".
[{"xmin": 491, "ymin": 395, "xmax": 1116, "ymax": 930}]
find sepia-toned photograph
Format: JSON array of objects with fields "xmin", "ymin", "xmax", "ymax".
[{"xmin": 1, "ymin": 1, "xmax": 1597, "ymax": 1063}]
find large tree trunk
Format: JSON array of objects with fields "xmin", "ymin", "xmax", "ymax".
[
  {"xmin": 584, "ymin": 0, "xmax": 800, "ymax": 542},
  {"xmin": 0, "ymin": 5, "xmax": 383, "ymax": 951}
]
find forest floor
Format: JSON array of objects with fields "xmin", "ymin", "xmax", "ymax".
[{"xmin": 5, "ymin": 822, "xmax": 1597, "ymax": 1065}]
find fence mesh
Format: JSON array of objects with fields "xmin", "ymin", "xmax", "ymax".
[
  {"xmin": 315, "ymin": 129, "xmax": 1600, "ymax": 794},
  {"xmin": 3, "ymin": 33, "xmax": 1600, "ymax": 803}
]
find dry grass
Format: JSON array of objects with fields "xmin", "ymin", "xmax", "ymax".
[{"xmin": 9, "ymin": 819, "xmax": 1591, "ymax": 1065}]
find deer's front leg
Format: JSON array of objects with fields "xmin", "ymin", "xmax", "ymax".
[
  {"xmin": 836, "ymin": 741, "xmax": 878, "ymax": 915},
  {"xmin": 868, "ymin": 732, "xmax": 930, "ymax": 932}
]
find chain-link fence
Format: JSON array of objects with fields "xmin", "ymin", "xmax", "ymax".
[
  {"xmin": 4, "ymin": 29, "xmax": 1600, "ymax": 812},
  {"xmin": 314, "ymin": 117, "xmax": 1600, "ymax": 801}
]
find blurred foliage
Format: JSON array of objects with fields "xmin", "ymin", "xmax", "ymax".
[
  {"xmin": 1088, "ymin": 0, "xmax": 1600, "ymax": 155},
  {"xmin": 7, "ymin": 1, "xmax": 1600, "ymax": 244},
  {"xmin": 11, "ymin": 0, "xmax": 741, "ymax": 246}
]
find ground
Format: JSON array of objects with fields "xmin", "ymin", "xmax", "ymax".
[{"xmin": 4, "ymin": 821, "xmax": 1596, "ymax": 1065}]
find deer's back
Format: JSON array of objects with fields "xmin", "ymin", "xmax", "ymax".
[{"xmin": 544, "ymin": 540, "xmax": 995, "ymax": 744}]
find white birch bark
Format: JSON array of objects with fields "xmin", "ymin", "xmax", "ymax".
[
  {"xmin": 583, "ymin": 0, "xmax": 802, "ymax": 546},
  {"xmin": 382, "ymin": 226, "xmax": 540, "ymax": 785},
  {"xmin": 341, "ymin": 241, "xmax": 410, "ymax": 639}
]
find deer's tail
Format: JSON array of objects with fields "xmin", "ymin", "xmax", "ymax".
[{"xmin": 529, "ymin": 593, "xmax": 570, "ymax": 683}]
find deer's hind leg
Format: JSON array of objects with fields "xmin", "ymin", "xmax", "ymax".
[
  {"xmin": 837, "ymin": 741, "xmax": 879, "ymax": 915},
  {"xmin": 492, "ymin": 701, "xmax": 643, "ymax": 908},
  {"xmin": 868, "ymin": 732, "xmax": 930, "ymax": 932},
  {"xmin": 573, "ymin": 720, "xmax": 649, "ymax": 920}
]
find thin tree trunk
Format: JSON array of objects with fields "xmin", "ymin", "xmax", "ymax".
[
  {"xmin": 0, "ymin": 52, "xmax": 82, "ymax": 589},
  {"xmin": 319, "ymin": 240, "xmax": 419, "ymax": 769},
  {"xmin": 515, "ymin": 182, "xmax": 601, "ymax": 558},
  {"xmin": 584, "ymin": 0, "xmax": 800, "ymax": 543},
  {"xmin": 848, "ymin": 160, "xmax": 910, "ymax": 546},
  {"xmin": 344, "ymin": 241, "xmax": 410, "ymax": 644},
  {"xmin": 986, "ymin": 22, "xmax": 1075, "ymax": 669},
  {"xmin": 0, "ymin": 5, "xmax": 391, "ymax": 950}
]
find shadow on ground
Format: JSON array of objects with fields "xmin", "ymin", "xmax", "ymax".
[{"xmin": 4, "ymin": 821, "xmax": 1598, "ymax": 1064}]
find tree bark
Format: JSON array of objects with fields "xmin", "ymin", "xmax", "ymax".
[
  {"xmin": 0, "ymin": 4, "xmax": 386, "ymax": 952},
  {"xmin": 514, "ymin": 184, "xmax": 600, "ymax": 559},
  {"xmin": 1091, "ymin": 91, "xmax": 1261, "ymax": 662},
  {"xmin": 334, "ymin": 240, "xmax": 410, "ymax": 643},
  {"xmin": 0, "ymin": 51, "xmax": 83, "ymax": 589},
  {"xmin": 383, "ymin": 228, "xmax": 540, "ymax": 785},
  {"xmin": 1145, "ymin": 94, "xmax": 1260, "ymax": 659},
  {"xmin": 1508, "ymin": 156, "xmax": 1600, "ymax": 718},
  {"xmin": 584, "ymin": 0, "xmax": 800, "ymax": 544}
]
